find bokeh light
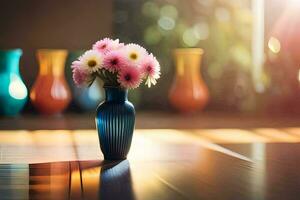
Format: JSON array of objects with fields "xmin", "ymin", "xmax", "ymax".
[
  {"xmin": 157, "ymin": 16, "xmax": 175, "ymax": 31},
  {"xmin": 268, "ymin": 37, "xmax": 281, "ymax": 54},
  {"xmin": 142, "ymin": 1, "xmax": 160, "ymax": 18},
  {"xmin": 160, "ymin": 5, "xmax": 178, "ymax": 19},
  {"xmin": 182, "ymin": 28, "xmax": 200, "ymax": 47},
  {"xmin": 193, "ymin": 22, "xmax": 210, "ymax": 40}
]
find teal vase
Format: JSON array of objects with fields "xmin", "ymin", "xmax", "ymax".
[
  {"xmin": 66, "ymin": 51, "xmax": 104, "ymax": 111},
  {"xmin": 0, "ymin": 49, "xmax": 27, "ymax": 116}
]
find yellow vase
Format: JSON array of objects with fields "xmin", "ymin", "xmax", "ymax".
[{"xmin": 168, "ymin": 48, "xmax": 209, "ymax": 113}]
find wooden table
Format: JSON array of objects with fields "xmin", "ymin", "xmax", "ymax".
[{"xmin": 0, "ymin": 128, "xmax": 300, "ymax": 199}]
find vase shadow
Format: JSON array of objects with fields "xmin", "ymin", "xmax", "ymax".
[
  {"xmin": 76, "ymin": 159, "xmax": 135, "ymax": 200},
  {"xmin": 99, "ymin": 160, "xmax": 136, "ymax": 200}
]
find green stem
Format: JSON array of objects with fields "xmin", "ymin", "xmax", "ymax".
[{"xmin": 97, "ymin": 70, "xmax": 119, "ymax": 87}]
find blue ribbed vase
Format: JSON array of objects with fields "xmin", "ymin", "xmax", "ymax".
[{"xmin": 96, "ymin": 87, "xmax": 135, "ymax": 160}]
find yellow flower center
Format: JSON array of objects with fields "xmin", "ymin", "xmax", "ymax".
[
  {"xmin": 88, "ymin": 60, "xmax": 97, "ymax": 68},
  {"xmin": 130, "ymin": 52, "xmax": 138, "ymax": 60}
]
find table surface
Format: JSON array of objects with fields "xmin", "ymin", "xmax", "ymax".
[{"xmin": 0, "ymin": 128, "xmax": 300, "ymax": 200}]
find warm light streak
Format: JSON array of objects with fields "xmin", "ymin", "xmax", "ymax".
[
  {"xmin": 1, "ymin": 128, "xmax": 300, "ymax": 164},
  {"xmin": 74, "ymin": 165, "xmax": 101, "ymax": 199},
  {"xmin": 251, "ymin": 143, "xmax": 266, "ymax": 199},
  {"xmin": 69, "ymin": 166, "xmax": 84, "ymax": 199},
  {"xmin": 195, "ymin": 129, "xmax": 270, "ymax": 143},
  {"xmin": 253, "ymin": 128, "xmax": 300, "ymax": 142},
  {"xmin": 252, "ymin": 0, "xmax": 265, "ymax": 93},
  {"xmin": 138, "ymin": 129, "xmax": 252, "ymax": 162},
  {"xmin": 283, "ymin": 127, "xmax": 300, "ymax": 136}
]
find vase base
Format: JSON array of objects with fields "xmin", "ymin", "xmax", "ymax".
[{"xmin": 104, "ymin": 156, "xmax": 127, "ymax": 161}]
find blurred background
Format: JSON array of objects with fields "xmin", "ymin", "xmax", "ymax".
[{"xmin": 1, "ymin": 0, "xmax": 300, "ymax": 117}]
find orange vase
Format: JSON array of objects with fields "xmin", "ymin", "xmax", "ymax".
[
  {"xmin": 30, "ymin": 49, "xmax": 71, "ymax": 115},
  {"xmin": 169, "ymin": 48, "xmax": 209, "ymax": 113}
]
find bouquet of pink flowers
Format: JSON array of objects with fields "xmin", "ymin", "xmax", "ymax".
[{"xmin": 71, "ymin": 38, "xmax": 161, "ymax": 89}]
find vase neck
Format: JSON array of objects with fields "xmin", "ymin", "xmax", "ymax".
[
  {"xmin": 0, "ymin": 49, "xmax": 22, "ymax": 74},
  {"xmin": 105, "ymin": 87, "xmax": 128, "ymax": 102},
  {"xmin": 37, "ymin": 49, "xmax": 67, "ymax": 77},
  {"xmin": 174, "ymin": 48, "xmax": 203, "ymax": 76}
]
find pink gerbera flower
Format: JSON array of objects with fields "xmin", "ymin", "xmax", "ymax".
[
  {"xmin": 140, "ymin": 53, "xmax": 161, "ymax": 87},
  {"xmin": 71, "ymin": 60, "xmax": 82, "ymax": 70},
  {"xmin": 103, "ymin": 50, "xmax": 128, "ymax": 72},
  {"xmin": 92, "ymin": 38, "xmax": 122, "ymax": 54},
  {"xmin": 72, "ymin": 67, "xmax": 93, "ymax": 87},
  {"xmin": 117, "ymin": 65, "xmax": 143, "ymax": 89}
]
